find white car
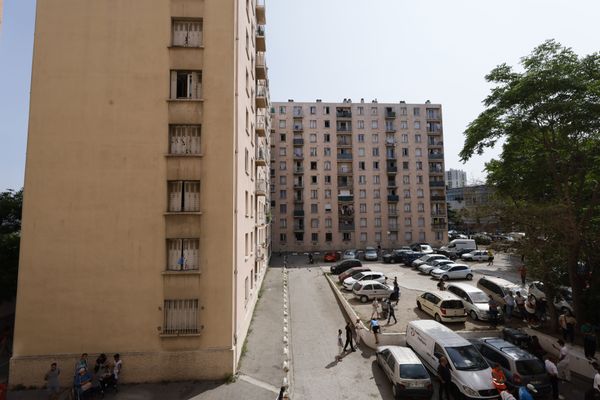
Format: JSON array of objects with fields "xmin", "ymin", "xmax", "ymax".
[
  {"xmin": 363, "ymin": 247, "xmax": 379, "ymax": 261},
  {"xmin": 343, "ymin": 271, "xmax": 386, "ymax": 290},
  {"xmin": 412, "ymin": 244, "xmax": 434, "ymax": 254},
  {"xmin": 352, "ymin": 280, "xmax": 393, "ymax": 303},
  {"xmin": 431, "ymin": 263, "xmax": 473, "ymax": 281},
  {"xmin": 376, "ymin": 346, "xmax": 433, "ymax": 398},
  {"xmin": 528, "ymin": 281, "xmax": 573, "ymax": 314},
  {"xmin": 416, "ymin": 291, "xmax": 466, "ymax": 323},
  {"xmin": 477, "ymin": 276, "xmax": 527, "ymax": 305},
  {"xmin": 461, "ymin": 250, "xmax": 492, "ymax": 262},
  {"xmin": 419, "ymin": 259, "xmax": 454, "ymax": 275},
  {"xmin": 446, "ymin": 282, "xmax": 500, "ymax": 321},
  {"xmin": 412, "ymin": 254, "xmax": 448, "ymax": 268}
]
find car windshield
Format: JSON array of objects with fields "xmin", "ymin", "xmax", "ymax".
[
  {"xmin": 469, "ymin": 292, "xmax": 489, "ymax": 303},
  {"xmin": 352, "ymin": 272, "xmax": 365, "ymax": 280},
  {"xmin": 399, "ymin": 364, "xmax": 429, "ymax": 379},
  {"xmin": 418, "ymin": 255, "xmax": 429, "ymax": 261},
  {"xmin": 516, "ymin": 359, "xmax": 545, "ymax": 375},
  {"xmin": 438, "ymin": 265, "xmax": 453, "ymax": 271},
  {"xmin": 446, "ymin": 345, "xmax": 489, "ymax": 371}
]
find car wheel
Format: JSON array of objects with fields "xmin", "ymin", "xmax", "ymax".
[
  {"xmin": 360, "ymin": 295, "xmax": 369, "ymax": 303},
  {"xmin": 417, "ymin": 301, "xmax": 422, "ymax": 310},
  {"xmin": 435, "ymin": 313, "xmax": 442, "ymax": 322},
  {"xmin": 470, "ymin": 310, "xmax": 478, "ymax": 320},
  {"xmin": 442, "ymin": 275, "xmax": 449, "ymax": 281},
  {"xmin": 466, "ymin": 273, "xmax": 473, "ymax": 280}
]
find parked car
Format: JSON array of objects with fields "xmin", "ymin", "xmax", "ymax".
[
  {"xmin": 471, "ymin": 337, "xmax": 552, "ymax": 397},
  {"xmin": 416, "ymin": 291, "xmax": 466, "ymax": 323},
  {"xmin": 418, "ymin": 259, "xmax": 454, "ymax": 275},
  {"xmin": 403, "ymin": 252, "xmax": 427, "ymax": 266},
  {"xmin": 446, "ymin": 283, "xmax": 499, "ymax": 321},
  {"xmin": 324, "ymin": 251, "xmax": 341, "ymax": 262},
  {"xmin": 343, "ymin": 271, "xmax": 387, "ymax": 290},
  {"xmin": 461, "ymin": 250, "xmax": 492, "ymax": 262},
  {"xmin": 342, "ymin": 249, "xmax": 358, "ymax": 260},
  {"xmin": 352, "ymin": 280, "xmax": 393, "ymax": 303},
  {"xmin": 383, "ymin": 248, "xmax": 411, "ymax": 264},
  {"xmin": 406, "ymin": 320, "xmax": 498, "ymax": 399},
  {"xmin": 329, "ymin": 259, "xmax": 362, "ymax": 275},
  {"xmin": 338, "ymin": 266, "xmax": 371, "ymax": 283},
  {"xmin": 364, "ymin": 247, "xmax": 379, "ymax": 261},
  {"xmin": 439, "ymin": 239, "xmax": 477, "ymax": 259},
  {"xmin": 376, "ymin": 346, "xmax": 433, "ymax": 399},
  {"xmin": 477, "ymin": 276, "xmax": 527, "ymax": 306},
  {"xmin": 431, "ymin": 263, "xmax": 473, "ymax": 281},
  {"xmin": 527, "ymin": 281, "xmax": 573, "ymax": 314},
  {"xmin": 411, "ymin": 243, "xmax": 434, "ymax": 254},
  {"xmin": 412, "ymin": 254, "xmax": 448, "ymax": 269}
]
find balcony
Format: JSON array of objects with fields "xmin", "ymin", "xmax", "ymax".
[
  {"xmin": 429, "ymin": 180, "xmax": 445, "ymax": 187},
  {"xmin": 337, "ymin": 153, "xmax": 353, "ymax": 160},
  {"xmin": 337, "ymin": 168, "xmax": 353, "ymax": 175},
  {"xmin": 386, "ymin": 165, "xmax": 398, "ymax": 173},
  {"xmin": 428, "ymin": 153, "xmax": 444, "ymax": 160},
  {"xmin": 385, "ymin": 138, "xmax": 396, "ymax": 146},
  {"xmin": 428, "ymin": 140, "xmax": 444, "ymax": 147},
  {"xmin": 385, "ymin": 111, "xmax": 396, "ymax": 119},
  {"xmin": 293, "ymin": 109, "xmax": 304, "ymax": 118},
  {"xmin": 293, "ymin": 181, "xmax": 304, "ymax": 189},
  {"xmin": 431, "ymin": 211, "xmax": 447, "ymax": 217},
  {"xmin": 294, "ymin": 197, "xmax": 304, "ymax": 204},
  {"xmin": 426, "ymin": 110, "xmax": 442, "ymax": 120},
  {"xmin": 339, "ymin": 223, "xmax": 355, "ymax": 231},
  {"xmin": 336, "ymin": 110, "xmax": 352, "ymax": 119},
  {"xmin": 429, "ymin": 169, "xmax": 444, "ymax": 176},
  {"xmin": 256, "ymin": 148, "xmax": 267, "ymax": 166},
  {"xmin": 388, "ymin": 210, "xmax": 398, "ymax": 216},
  {"xmin": 338, "ymin": 195, "xmax": 354, "ymax": 202},
  {"xmin": 336, "ymin": 124, "xmax": 352, "ymax": 132},
  {"xmin": 387, "ymin": 195, "xmax": 400, "ymax": 202},
  {"xmin": 256, "ymin": 51, "xmax": 267, "ymax": 79},
  {"xmin": 388, "ymin": 225, "xmax": 399, "ymax": 232},
  {"xmin": 293, "ymin": 210, "xmax": 305, "ymax": 217},
  {"xmin": 256, "ymin": 111, "xmax": 267, "ymax": 136},
  {"xmin": 293, "ymin": 152, "xmax": 304, "ymax": 160},
  {"xmin": 387, "ymin": 181, "xmax": 397, "ymax": 188},
  {"xmin": 256, "ymin": 179, "xmax": 267, "ymax": 196},
  {"xmin": 337, "ymin": 139, "xmax": 353, "ymax": 147},
  {"xmin": 256, "ymin": 80, "xmax": 269, "ymax": 108},
  {"xmin": 386, "ymin": 153, "xmax": 396, "ymax": 160},
  {"xmin": 293, "ymin": 167, "xmax": 304, "ymax": 174},
  {"xmin": 256, "ymin": 25, "xmax": 266, "ymax": 52},
  {"xmin": 293, "ymin": 138, "xmax": 304, "ymax": 145},
  {"xmin": 385, "ymin": 125, "xmax": 396, "ymax": 133},
  {"xmin": 293, "ymin": 124, "xmax": 304, "ymax": 132},
  {"xmin": 293, "ymin": 225, "xmax": 305, "ymax": 232},
  {"xmin": 432, "ymin": 222, "xmax": 447, "ymax": 229},
  {"xmin": 431, "ymin": 195, "xmax": 446, "ymax": 201},
  {"xmin": 256, "ymin": 246, "xmax": 265, "ymax": 260},
  {"xmin": 256, "ymin": 0, "xmax": 266, "ymax": 25}
]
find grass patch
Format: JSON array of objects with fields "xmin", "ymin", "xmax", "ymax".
[{"xmin": 224, "ymin": 373, "xmax": 237, "ymax": 384}]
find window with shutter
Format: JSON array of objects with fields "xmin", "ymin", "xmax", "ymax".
[
  {"xmin": 171, "ymin": 71, "xmax": 202, "ymax": 99},
  {"xmin": 182, "ymin": 239, "xmax": 199, "ymax": 270},
  {"xmin": 163, "ymin": 299, "xmax": 199, "ymax": 334},
  {"xmin": 169, "ymin": 125, "xmax": 201, "ymax": 155},
  {"xmin": 168, "ymin": 181, "xmax": 183, "ymax": 212},
  {"xmin": 172, "ymin": 20, "xmax": 203, "ymax": 47},
  {"xmin": 184, "ymin": 181, "xmax": 201, "ymax": 211},
  {"xmin": 167, "ymin": 239, "xmax": 182, "ymax": 270}
]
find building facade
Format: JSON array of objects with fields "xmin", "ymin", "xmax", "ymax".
[
  {"xmin": 447, "ymin": 185, "xmax": 498, "ymax": 231},
  {"xmin": 270, "ymin": 99, "xmax": 447, "ymax": 252},
  {"xmin": 446, "ymin": 168, "xmax": 467, "ymax": 189},
  {"xmin": 11, "ymin": 0, "xmax": 271, "ymax": 386}
]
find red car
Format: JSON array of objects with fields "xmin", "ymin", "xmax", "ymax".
[{"xmin": 324, "ymin": 251, "xmax": 341, "ymax": 262}]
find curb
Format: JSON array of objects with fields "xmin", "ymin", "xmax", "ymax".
[{"xmin": 281, "ymin": 266, "xmax": 292, "ymax": 399}]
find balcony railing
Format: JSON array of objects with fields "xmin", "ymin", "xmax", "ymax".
[
  {"xmin": 256, "ymin": 179, "xmax": 267, "ymax": 196},
  {"xmin": 387, "ymin": 195, "xmax": 400, "ymax": 202},
  {"xmin": 337, "ymin": 168, "xmax": 353, "ymax": 175},
  {"xmin": 385, "ymin": 111, "xmax": 396, "ymax": 119},
  {"xmin": 388, "ymin": 225, "xmax": 399, "ymax": 231},
  {"xmin": 388, "ymin": 210, "xmax": 398, "ymax": 216},
  {"xmin": 339, "ymin": 223, "xmax": 355, "ymax": 231},
  {"xmin": 256, "ymin": 111, "xmax": 267, "ymax": 136},
  {"xmin": 256, "ymin": 148, "xmax": 267, "ymax": 165},
  {"xmin": 336, "ymin": 125, "xmax": 352, "ymax": 132},
  {"xmin": 385, "ymin": 138, "xmax": 396, "ymax": 146},
  {"xmin": 293, "ymin": 167, "xmax": 304, "ymax": 174},
  {"xmin": 386, "ymin": 153, "xmax": 396, "ymax": 160},
  {"xmin": 386, "ymin": 165, "xmax": 398, "ymax": 173},
  {"xmin": 256, "ymin": 246, "xmax": 265, "ymax": 260},
  {"xmin": 428, "ymin": 153, "xmax": 444, "ymax": 160},
  {"xmin": 293, "ymin": 124, "xmax": 304, "ymax": 132},
  {"xmin": 385, "ymin": 125, "xmax": 396, "ymax": 133},
  {"xmin": 429, "ymin": 181, "xmax": 445, "ymax": 187},
  {"xmin": 256, "ymin": 80, "xmax": 269, "ymax": 108},
  {"xmin": 293, "ymin": 225, "xmax": 305, "ymax": 232},
  {"xmin": 338, "ymin": 195, "xmax": 354, "ymax": 202},
  {"xmin": 256, "ymin": 51, "xmax": 267, "ymax": 79},
  {"xmin": 336, "ymin": 110, "xmax": 352, "ymax": 118},
  {"xmin": 293, "ymin": 182, "xmax": 304, "ymax": 188},
  {"xmin": 293, "ymin": 138, "xmax": 304, "ymax": 145},
  {"xmin": 293, "ymin": 210, "xmax": 305, "ymax": 217},
  {"xmin": 431, "ymin": 195, "xmax": 446, "ymax": 201},
  {"xmin": 293, "ymin": 152, "xmax": 304, "ymax": 159},
  {"xmin": 256, "ymin": 0, "xmax": 266, "ymax": 25},
  {"xmin": 337, "ymin": 139, "xmax": 353, "ymax": 146},
  {"xmin": 337, "ymin": 153, "xmax": 353, "ymax": 160}
]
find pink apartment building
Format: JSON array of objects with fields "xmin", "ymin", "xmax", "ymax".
[{"xmin": 270, "ymin": 99, "xmax": 447, "ymax": 253}]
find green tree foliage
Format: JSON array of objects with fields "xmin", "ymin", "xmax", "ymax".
[
  {"xmin": 460, "ymin": 40, "xmax": 600, "ymax": 324},
  {"xmin": 0, "ymin": 188, "xmax": 22, "ymax": 303}
]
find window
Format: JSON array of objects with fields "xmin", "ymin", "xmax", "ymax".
[
  {"xmin": 311, "ymin": 219, "xmax": 319, "ymax": 228},
  {"xmin": 309, "ymin": 120, "xmax": 317, "ymax": 129},
  {"xmin": 400, "ymin": 107, "xmax": 407, "ymax": 116},
  {"xmin": 374, "ymin": 218, "xmax": 382, "ymax": 227},
  {"xmin": 404, "ymin": 189, "xmax": 411, "ymax": 198},
  {"xmin": 280, "ymin": 204, "xmax": 287, "ymax": 214},
  {"xmin": 358, "ymin": 175, "xmax": 366, "ymax": 184},
  {"xmin": 403, "ymin": 161, "xmax": 409, "ymax": 170},
  {"xmin": 414, "ymin": 121, "xmax": 421, "ymax": 129},
  {"xmin": 415, "ymin": 148, "xmax": 422, "ymax": 157},
  {"xmin": 360, "ymin": 232, "xmax": 367, "ymax": 242},
  {"xmin": 413, "ymin": 107, "xmax": 420, "ymax": 116},
  {"xmin": 310, "ymin": 147, "xmax": 317, "ymax": 157},
  {"xmin": 373, "ymin": 161, "xmax": 380, "ymax": 170},
  {"xmin": 404, "ymin": 231, "xmax": 412, "ymax": 241},
  {"xmin": 360, "ymin": 203, "xmax": 367, "ymax": 213},
  {"xmin": 372, "ymin": 148, "xmax": 380, "ymax": 157},
  {"xmin": 405, "ymin": 217, "xmax": 412, "ymax": 227},
  {"xmin": 358, "ymin": 148, "xmax": 366, "ymax": 156},
  {"xmin": 324, "ymin": 175, "xmax": 331, "ymax": 184},
  {"xmin": 416, "ymin": 161, "xmax": 423, "ymax": 170},
  {"xmin": 163, "ymin": 299, "xmax": 199, "ymax": 334},
  {"xmin": 417, "ymin": 175, "xmax": 423, "ymax": 184},
  {"xmin": 403, "ymin": 175, "xmax": 410, "ymax": 184},
  {"xmin": 310, "ymin": 175, "xmax": 318, "ymax": 184},
  {"xmin": 360, "ymin": 218, "xmax": 367, "ymax": 227},
  {"xmin": 323, "ymin": 120, "xmax": 330, "ymax": 129},
  {"xmin": 357, "ymin": 120, "xmax": 365, "ymax": 129},
  {"xmin": 374, "ymin": 203, "xmax": 381, "ymax": 213},
  {"xmin": 325, "ymin": 203, "xmax": 332, "ymax": 212},
  {"xmin": 279, "ymin": 147, "xmax": 287, "ymax": 156},
  {"xmin": 358, "ymin": 134, "xmax": 365, "ymax": 143},
  {"xmin": 372, "ymin": 134, "xmax": 379, "ymax": 143},
  {"xmin": 375, "ymin": 232, "xmax": 382, "ymax": 241},
  {"xmin": 343, "ymin": 232, "xmax": 351, "ymax": 241},
  {"xmin": 359, "ymin": 189, "xmax": 367, "ymax": 199},
  {"xmin": 374, "ymin": 189, "xmax": 380, "ymax": 199},
  {"xmin": 311, "ymin": 233, "xmax": 318, "ymax": 242},
  {"xmin": 404, "ymin": 203, "xmax": 411, "ymax": 212},
  {"xmin": 417, "ymin": 188, "xmax": 424, "ymax": 198},
  {"xmin": 309, "ymin": 134, "xmax": 317, "ymax": 143},
  {"xmin": 415, "ymin": 134, "xmax": 422, "ymax": 143},
  {"xmin": 324, "ymin": 147, "xmax": 331, "ymax": 156},
  {"xmin": 371, "ymin": 107, "xmax": 378, "ymax": 115},
  {"xmin": 293, "ymin": 106, "xmax": 303, "ymax": 116},
  {"xmin": 400, "ymin": 121, "xmax": 408, "ymax": 129},
  {"xmin": 324, "ymin": 133, "xmax": 331, "ymax": 142},
  {"xmin": 311, "ymin": 204, "xmax": 318, "ymax": 213},
  {"xmin": 418, "ymin": 203, "xmax": 425, "ymax": 212},
  {"xmin": 402, "ymin": 148, "xmax": 409, "ymax": 156},
  {"xmin": 419, "ymin": 231, "xmax": 426, "ymax": 241},
  {"xmin": 326, "ymin": 232, "xmax": 333, "ymax": 241},
  {"xmin": 279, "ymin": 218, "xmax": 287, "ymax": 228},
  {"xmin": 325, "ymin": 218, "xmax": 332, "ymax": 228},
  {"xmin": 172, "ymin": 19, "xmax": 203, "ymax": 47},
  {"xmin": 324, "ymin": 106, "xmax": 330, "ymax": 115},
  {"xmin": 168, "ymin": 181, "xmax": 200, "ymax": 212},
  {"xmin": 280, "ymin": 233, "xmax": 287, "ymax": 242},
  {"xmin": 359, "ymin": 161, "xmax": 366, "ymax": 171},
  {"xmin": 324, "ymin": 161, "xmax": 331, "ymax": 170},
  {"xmin": 371, "ymin": 120, "xmax": 378, "ymax": 129},
  {"xmin": 171, "ymin": 71, "xmax": 202, "ymax": 99},
  {"xmin": 279, "ymin": 120, "xmax": 286, "ymax": 129},
  {"xmin": 309, "ymin": 189, "xmax": 317, "ymax": 199},
  {"xmin": 418, "ymin": 217, "xmax": 425, "ymax": 227},
  {"xmin": 169, "ymin": 125, "xmax": 201, "ymax": 155},
  {"xmin": 279, "ymin": 106, "xmax": 286, "ymax": 114},
  {"xmin": 167, "ymin": 238, "xmax": 200, "ymax": 271},
  {"xmin": 310, "ymin": 161, "xmax": 317, "ymax": 170},
  {"xmin": 324, "ymin": 189, "xmax": 331, "ymax": 198},
  {"xmin": 280, "ymin": 133, "xmax": 286, "ymax": 142},
  {"xmin": 279, "ymin": 161, "xmax": 286, "ymax": 170},
  {"xmin": 401, "ymin": 134, "xmax": 408, "ymax": 143},
  {"xmin": 373, "ymin": 175, "xmax": 380, "ymax": 184}
]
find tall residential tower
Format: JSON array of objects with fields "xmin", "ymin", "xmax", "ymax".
[
  {"xmin": 11, "ymin": 0, "xmax": 271, "ymax": 386},
  {"xmin": 270, "ymin": 99, "xmax": 447, "ymax": 252}
]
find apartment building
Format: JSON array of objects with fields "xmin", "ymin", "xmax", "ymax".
[
  {"xmin": 11, "ymin": 0, "xmax": 271, "ymax": 386},
  {"xmin": 270, "ymin": 99, "xmax": 447, "ymax": 252},
  {"xmin": 446, "ymin": 168, "xmax": 467, "ymax": 189}
]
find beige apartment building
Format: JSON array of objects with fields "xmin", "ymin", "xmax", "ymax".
[
  {"xmin": 270, "ymin": 99, "xmax": 447, "ymax": 252},
  {"xmin": 11, "ymin": 0, "xmax": 271, "ymax": 386}
]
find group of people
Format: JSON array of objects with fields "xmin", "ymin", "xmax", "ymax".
[{"xmin": 44, "ymin": 353, "xmax": 122, "ymax": 399}]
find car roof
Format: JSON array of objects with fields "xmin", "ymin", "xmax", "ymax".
[
  {"xmin": 447, "ymin": 282, "xmax": 485, "ymax": 294},
  {"xmin": 479, "ymin": 276, "xmax": 523, "ymax": 290},
  {"xmin": 424, "ymin": 291, "xmax": 463, "ymax": 301},
  {"xmin": 479, "ymin": 338, "xmax": 538, "ymax": 360},
  {"xmin": 408, "ymin": 320, "xmax": 471, "ymax": 346},
  {"xmin": 378, "ymin": 346, "xmax": 422, "ymax": 364},
  {"xmin": 358, "ymin": 279, "xmax": 389, "ymax": 287},
  {"xmin": 445, "ymin": 263, "xmax": 469, "ymax": 268}
]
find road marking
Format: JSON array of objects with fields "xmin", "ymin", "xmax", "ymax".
[{"xmin": 238, "ymin": 373, "xmax": 280, "ymax": 394}]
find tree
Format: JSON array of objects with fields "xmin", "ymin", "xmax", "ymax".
[
  {"xmin": 460, "ymin": 40, "xmax": 600, "ymax": 324},
  {"xmin": 0, "ymin": 188, "xmax": 22, "ymax": 303}
]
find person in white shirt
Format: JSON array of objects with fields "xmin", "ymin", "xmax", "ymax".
[
  {"xmin": 555, "ymin": 340, "xmax": 570, "ymax": 382},
  {"xmin": 371, "ymin": 298, "xmax": 380, "ymax": 319},
  {"xmin": 544, "ymin": 355, "xmax": 560, "ymax": 400},
  {"xmin": 593, "ymin": 361, "xmax": 600, "ymax": 394},
  {"xmin": 503, "ymin": 291, "xmax": 515, "ymax": 323}
]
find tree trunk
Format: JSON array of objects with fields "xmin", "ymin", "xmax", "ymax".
[{"xmin": 566, "ymin": 242, "xmax": 584, "ymax": 325}]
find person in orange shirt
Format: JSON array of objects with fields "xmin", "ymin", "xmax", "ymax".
[{"xmin": 492, "ymin": 363, "xmax": 507, "ymax": 391}]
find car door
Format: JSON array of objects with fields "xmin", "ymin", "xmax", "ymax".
[
  {"xmin": 425, "ymin": 293, "xmax": 440, "ymax": 315},
  {"xmin": 373, "ymin": 282, "xmax": 390, "ymax": 297},
  {"xmin": 386, "ymin": 353, "xmax": 398, "ymax": 383},
  {"xmin": 378, "ymin": 348, "xmax": 392, "ymax": 378}
]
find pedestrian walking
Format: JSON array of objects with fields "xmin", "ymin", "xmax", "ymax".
[
  {"xmin": 370, "ymin": 319, "xmax": 380, "ymax": 344},
  {"xmin": 437, "ymin": 356, "xmax": 452, "ymax": 400},
  {"xmin": 387, "ymin": 300, "xmax": 397, "ymax": 325},
  {"xmin": 354, "ymin": 318, "xmax": 364, "ymax": 344},
  {"xmin": 488, "ymin": 295, "xmax": 500, "ymax": 329},
  {"xmin": 343, "ymin": 321, "xmax": 356, "ymax": 352},
  {"xmin": 545, "ymin": 355, "xmax": 560, "ymax": 400},
  {"xmin": 371, "ymin": 298, "xmax": 380, "ymax": 319},
  {"xmin": 437, "ymin": 279, "xmax": 446, "ymax": 291},
  {"xmin": 44, "ymin": 362, "xmax": 61, "ymax": 400},
  {"xmin": 487, "ymin": 249, "xmax": 494, "ymax": 266},
  {"xmin": 336, "ymin": 329, "xmax": 344, "ymax": 361},
  {"xmin": 582, "ymin": 321, "xmax": 598, "ymax": 360},
  {"xmin": 515, "ymin": 291, "xmax": 526, "ymax": 320},
  {"xmin": 565, "ymin": 313, "xmax": 577, "ymax": 344},
  {"xmin": 555, "ymin": 339, "xmax": 571, "ymax": 382},
  {"xmin": 277, "ymin": 386, "xmax": 286, "ymax": 400},
  {"xmin": 391, "ymin": 280, "xmax": 400, "ymax": 305},
  {"xmin": 519, "ymin": 265, "xmax": 527, "ymax": 285},
  {"xmin": 525, "ymin": 295, "xmax": 537, "ymax": 325},
  {"xmin": 558, "ymin": 311, "xmax": 568, "ymax": 341},
  {"xmin": 503, "ymin": 291, "xmax": 515, "ymax": 323}
]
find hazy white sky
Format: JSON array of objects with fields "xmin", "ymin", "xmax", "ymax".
[{"xmin": 1, "ymin": 0, "xmax": 599, "ymax": 190}]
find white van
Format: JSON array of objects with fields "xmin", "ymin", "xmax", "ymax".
[
  {"xmin": 439, "ymin": 239, "xmax": 477, "ymax": 258},
  {"xmin": 406, "ymin": 320, "xmax": 499, "ymax": 399}
]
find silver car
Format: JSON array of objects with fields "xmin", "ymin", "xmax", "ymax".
[
  {"xmin": 364, "ymin": 247, "xmax": 379, "ymax": 261},
  {"xmin": 446, "ymin": 282, "xmax": 501, "ymax": 321},
  {"xmin": 342, "ymin": 249, "xmax": 358, "ymax": 260}
]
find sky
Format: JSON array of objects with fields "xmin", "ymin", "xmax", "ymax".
[{"xmin": 1, "ymin": 0, "xmax": 599, "ymax": 191}]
